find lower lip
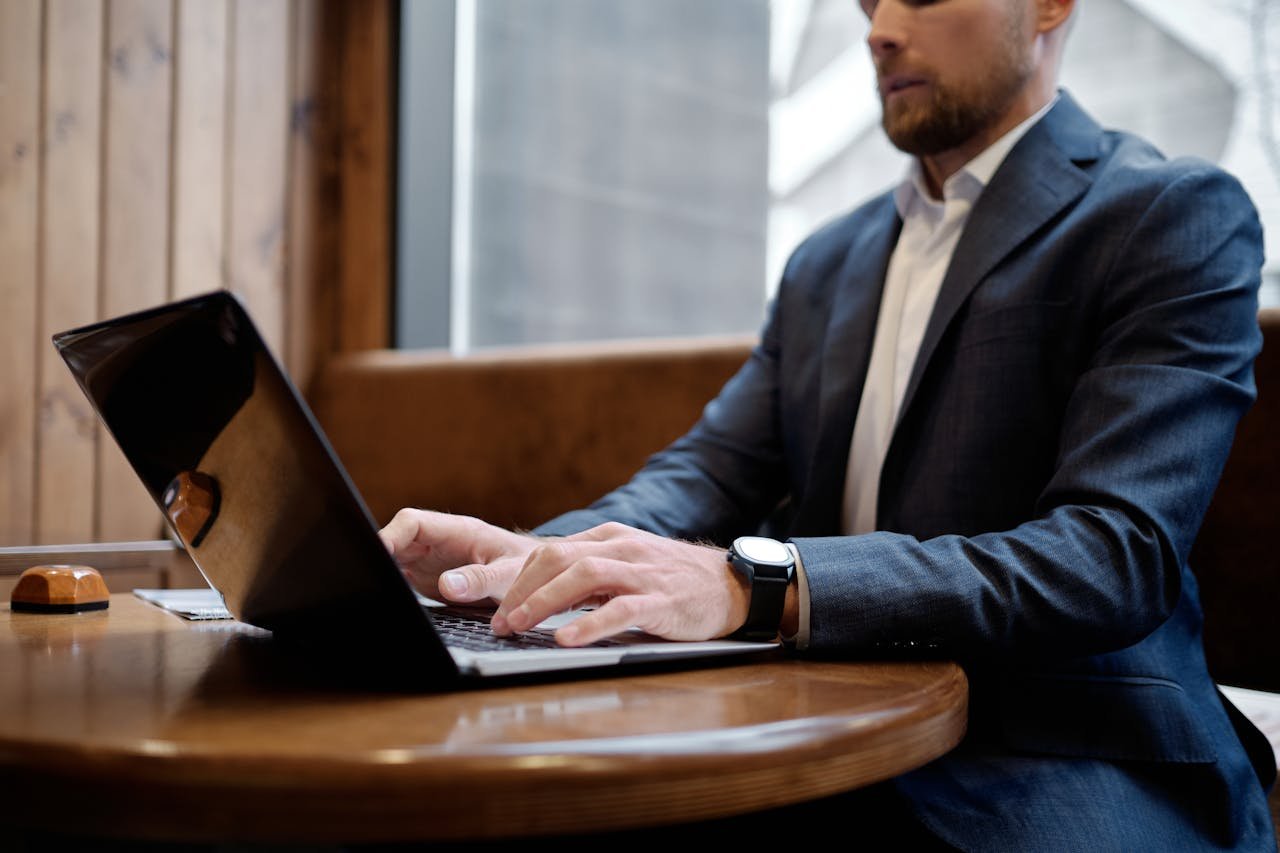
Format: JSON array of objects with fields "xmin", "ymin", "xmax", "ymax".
[{"xmin": 886, "ymin": 82, "xmax": 924, "ymax": 99}]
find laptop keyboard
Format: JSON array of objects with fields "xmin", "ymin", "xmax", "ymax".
[{"xmin": 428, "ymin": 607, "xmax": 628, "ymax": 652}]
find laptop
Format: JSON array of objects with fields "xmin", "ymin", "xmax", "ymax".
[{"xmin": 52, "ymin": 290, "xmax": 777, "ymax": 684}]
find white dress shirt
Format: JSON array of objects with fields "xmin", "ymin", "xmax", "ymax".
[{"xmin": 788, "ymin": 97, "xmax": 1057, "ymax": 649}]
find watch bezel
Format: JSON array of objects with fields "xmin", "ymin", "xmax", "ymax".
[{"xmin": 733, "ymin": 535, "xmax": 793, "ymax": 569}]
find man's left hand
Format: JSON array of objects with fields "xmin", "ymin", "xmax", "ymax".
[{"xmin": 491, "ymin": 522, "xmax": 751, "ymax": 646}]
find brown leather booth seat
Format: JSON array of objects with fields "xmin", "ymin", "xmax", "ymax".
[
  {"xmin": 309, "ymin": 335, "xmax": 755, "ymax": 533},
  {"xmin": 1191, "ymin": 306, "xmax": 1280, "ymax": 695},
  {"xmin": 1186, "ymin": 307, "xmax": 1280, "ymax": 843}
]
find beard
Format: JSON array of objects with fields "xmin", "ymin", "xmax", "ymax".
[{"xmin": 878, "ymin": 17, "xmax": 1035, "ymax": 156}]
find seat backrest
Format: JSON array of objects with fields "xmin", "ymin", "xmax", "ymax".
[
  {"xmin": 1190, "ymin": 307, "xmax": 1280, "ymax": 692},
  {"xmin": 309, "ymin": 336, "xmax": 755, "ymax": 533}
]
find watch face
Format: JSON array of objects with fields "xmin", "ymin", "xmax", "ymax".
[{"xmin": 736, "ymin": 536, "xmax": 791, "ymax": 566}]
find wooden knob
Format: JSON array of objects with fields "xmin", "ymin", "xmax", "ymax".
[{"xmin": 10, "ymin": 565, "xmax": 110, "ymax": 613}]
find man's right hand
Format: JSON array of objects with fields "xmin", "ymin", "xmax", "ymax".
[{"xmin": 378, "ymin": 508, "xmax": 535, "ymax": 606}]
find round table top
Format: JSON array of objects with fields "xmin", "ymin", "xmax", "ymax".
[{"xmin": 0, "ymin": 594, "xmax": 967, "ymax": 843}]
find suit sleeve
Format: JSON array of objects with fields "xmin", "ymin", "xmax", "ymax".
[
  {"xmin": 534, "ymin": 290, "xmax": 791, "ymax": 546},
  {"xmin": 795, "ymin": 166, "xmax": 1264, "ymax": 662}
]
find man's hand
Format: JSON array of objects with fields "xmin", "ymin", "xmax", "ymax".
[
  {"xmin": 378, "ymin": 508, "xmax": 535, "ymax": 605},
  {"xmin": 491, "ymin": 522, "xmax": 751, "ymax": 647}
]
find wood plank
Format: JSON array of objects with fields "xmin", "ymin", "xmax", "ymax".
[
  {"xmin": 226, "ymin": 0, "xmax": 289, "ymax": 358},
  {"xmin": 293, "ymin": 0, "xmax": 345, "ymax": 391},
  {"xmin": 286, "ymin": 0, "xmax": 340, "ymax": 391},
  {"xmin": 337, "ymin": 0, "xmax": 392, "ymax": 352},
  {"xmin": 37, "ymin": 0, "xmax": 104, "ymax": 545},
  {"xmin": 98, "ymin": 0, "xmax": 174, "ymax": 541},
  {"xmin": 170, "ymin": 0, "xmax": 228, "ymax": 299},
  {"xmin": 0, "ymin": 0, "xmax": 42, "ymax": 546}
]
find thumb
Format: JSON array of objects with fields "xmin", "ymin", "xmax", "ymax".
[{"xmin": 438, "ymin": 560, "xmax": 517, "ymax": 604}]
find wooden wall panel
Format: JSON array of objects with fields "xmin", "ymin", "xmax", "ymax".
[
  {"xmin": 98, "ymin": 0, "xmax": 174, "ymax": 541},
  {"xmin": 171, "ymin": 0, "xmax": 228, "ymax": 299},
  {"xmin": 337, "ymin": 0, "xmax": 392, "ymax": 353},
  {"xmin": 227, "ymin": 0, "xmax": 290, "ymax": 357},
  {"xmin": 287, "ymin": 0, "xmax": 339, "ymax": 393},
  {"xmin": 37, "ymin": 0, "xmax": 104, "ymax": 545},
  {"xmin": 0, "ymin": 0, "xmax": 43, "ymax": 546},
  {"xmin": 0, "ymin": 0, "xmax": 393, "ymax": 547}
]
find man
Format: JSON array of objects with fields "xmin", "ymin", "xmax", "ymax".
[{"xmin": 381, "ymin": 0, "xmax": 1277, "ymax": 848}]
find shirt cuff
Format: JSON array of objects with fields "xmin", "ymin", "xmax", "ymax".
[{"xmin": 782, "ymin": 542, "xmax": 810, "ymax": 650}]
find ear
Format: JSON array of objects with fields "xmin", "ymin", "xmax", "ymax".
[{"xmin": 1035, "ymin": 0, "xmax": 1076, "ymax": 35}]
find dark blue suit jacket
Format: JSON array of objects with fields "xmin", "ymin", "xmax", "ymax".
[{"xmin": 538, "ymin": 92, "xmax": 1275, "ymax": 850}]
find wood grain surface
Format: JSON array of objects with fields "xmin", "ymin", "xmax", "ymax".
[
  {"xmin": 0, "ymin": 0, "xmax": 41, "ymax": 547},
  {"xmin": 37, "ymin": 0, "xmax": 104, "ymax": 546},
  {"xmin": 0, "ymin": 594, "xmax": 967, "ymax": 843},
  {"xmin": 0, "ymin": 0, "xmax": 394, "ymax": 549},
  {"xmin": 171, "ymin": 0, "xmax": 229, "ymax": 301}
]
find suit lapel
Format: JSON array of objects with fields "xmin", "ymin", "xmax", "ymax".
[
  {"xmin": 793, "ymin": 194, "xmax": 901, "ymax": 536},
  {"xmin": 894, "ymin": 94, "xmax": 1101, "ymax": 432},
  {"xmin": 792, "ymin": 92, "xmax": 1104, "ymax": 537}
]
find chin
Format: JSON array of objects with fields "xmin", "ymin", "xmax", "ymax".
[{"xmin": 882, "ymin": 118, "xmax": 933, "ymax": 157}]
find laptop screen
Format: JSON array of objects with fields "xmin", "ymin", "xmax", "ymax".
[{"xmin": 53, "ymin": 291, "xmax": 454, "ymax": 672}]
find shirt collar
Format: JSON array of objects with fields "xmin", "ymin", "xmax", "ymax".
[{"xmin": 893, "ymin": 93, "xmax": 1059, "ymax": 217}]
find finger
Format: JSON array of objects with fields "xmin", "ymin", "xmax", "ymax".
[
  {"xmin": 493, "ymin": 540, "xmax": 581, "ymax": 627},
  {"xmin": 379, "ymin": 508, "xmax": 427, "ymax": 558},
  {"xmin": 497, "ymin": 548, "xmax": 625, "ymax": 635},
  {"xmin": 378, "ymin": 533, "xmax": 396, "ymax": 555},
  {"xmin": 495, "ymin": 540, "xmax": 615, "ymax": 630},
  {"xmin": 437, "ymin": 557, "xmax": 523, "ymax": 604},
  {"xmin": 554, "ymin": 595, "xmax": 655, "ymax": 646}
]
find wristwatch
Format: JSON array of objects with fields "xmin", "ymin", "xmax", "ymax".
[{"xmin": 727, "ymin": 536, "xmax": 795, "ymax": 641}]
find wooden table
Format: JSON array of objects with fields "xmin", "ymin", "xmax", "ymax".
[{"xmin": 0, "ymin": 593, "xmax": 967, "ymax": 844}]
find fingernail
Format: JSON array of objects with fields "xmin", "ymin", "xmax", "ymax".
[
  {"xmin": 491, "ymin": 613, "xmax": 509, "ymax": 635},
  {"xmin": 440, "ymin": 572, "xmax": 468, "ymax": 598},
  {"xmin": 507, "ymin": 605, "xmax": 530, "ymax": 631}
]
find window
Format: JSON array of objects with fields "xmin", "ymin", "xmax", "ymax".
[{"xmin": 398, "ymin": 0, "xmax": 1280, "ymax": 353}]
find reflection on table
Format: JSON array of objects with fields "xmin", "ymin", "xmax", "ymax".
[{"xmin": 0, "ymin": 594, "xmax": 967, "ymax": 843}]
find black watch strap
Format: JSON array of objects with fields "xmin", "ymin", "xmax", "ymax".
[{"xmin": 727, "ymin": 536, "xmax": 794, "ymax": 642}]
